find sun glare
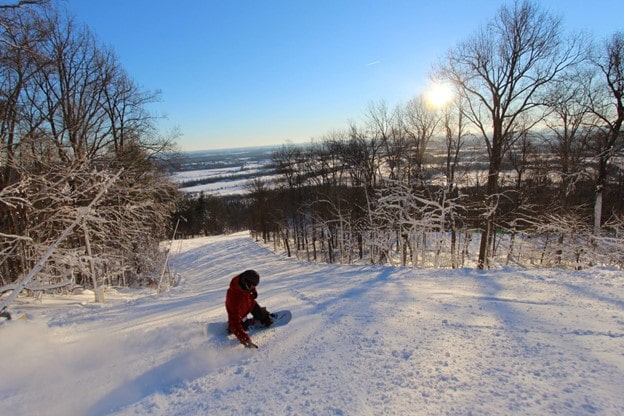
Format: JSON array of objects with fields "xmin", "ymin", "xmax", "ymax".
[{"xmin": 425, "ymin": 82, "xmax": 454, "ymax": 108}]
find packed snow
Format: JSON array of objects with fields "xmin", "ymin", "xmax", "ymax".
[{"xmin": 1, "ymin": 232, "xmax": 623, "ymax": 415}]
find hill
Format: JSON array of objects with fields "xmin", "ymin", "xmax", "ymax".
[{"xmin": 1, "ymin": 232, "xmax": 623, "ymax": 415}]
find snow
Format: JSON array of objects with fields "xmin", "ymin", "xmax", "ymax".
[
  {"xmin": 170, "ymin": 147, "xmax": 279, "ymax": 196},
  {"xmin": 1, "ymin": 232, "xmax": 623, "ymax": 415},
  {"xmin": 171, "ymin": 166, "xmax": 252, "ymax": 183},
  {"xmin": 178, "ymin": 174, "xmax": 281, "ymax": 196}
]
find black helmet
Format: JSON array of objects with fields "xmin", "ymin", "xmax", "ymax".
[{"xmin": 239, "ymin": 269, "xmax": 260, "ymax": 291}]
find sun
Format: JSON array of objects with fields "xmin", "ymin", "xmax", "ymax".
[{"xmin": 425, "ymin": 82, "xmax": 454, "ymax": 108}]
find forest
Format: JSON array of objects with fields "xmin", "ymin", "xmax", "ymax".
[
  {"xmin": 1, "ymin": 1, "xmax": 623, "ymax": 311},
  {"xmin": 175, "ymin": 2, "xmax": 624, "ymax": 271},
  {"xmin": 0, "ymin": 1, "xmax": 179, "ymax": 306}
]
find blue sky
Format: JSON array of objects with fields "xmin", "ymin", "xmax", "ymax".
[{"xmin": 65, "ymin": 0, "xmax": 624, "ymax": 151}]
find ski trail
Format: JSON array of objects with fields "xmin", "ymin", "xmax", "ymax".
[{"xmin": 2, "ymin": 233, "xmax": 623, "ymax": 416}]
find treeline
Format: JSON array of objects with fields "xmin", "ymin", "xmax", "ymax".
[
  {"xmin": 0, "ymin": 1, "xmax": 179, "ymax": 300},
  {"xmin": 174, "ymin": 193, "xmax": 250, "ymax": 237},
  {"xmin": 253, "ymin": 133, "xmax": 621, "ymax": 270},
  {"xmin": 179, "ymin": 2, "xmax": 624, "ymax": 270},
  {"xmin": 259, "ymin": 2, "xmax": 624, "ymax": 270},
  {"xmin": 177, "ymin": 124, "xmax": 623, "ymax": 269}
]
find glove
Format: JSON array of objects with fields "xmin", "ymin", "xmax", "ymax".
[{"xmin": 243, "ymin": 341, "xmax": 258, "ymax": 349}]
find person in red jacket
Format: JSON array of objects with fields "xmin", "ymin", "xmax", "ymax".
[{"xmin": 225, "ymin": 269, "xmax": 273, "ymax": 348}]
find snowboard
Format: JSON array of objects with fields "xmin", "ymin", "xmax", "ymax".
[
  {"xmin": 205, "ymin": 310, "xmax": 292, "ymax": 338},
  {"xmin": 246, "ymin": 310, "xmax": 292, "ymax": 332}
]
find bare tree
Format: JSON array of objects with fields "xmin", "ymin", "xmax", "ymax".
[
  {"xmin": 402, "ymin": 95, "xmax": 440, "ymax": 185},
  {"xmin": 0, "ymin": 5, "xmax": 53, "ymax": 185},
  {"xmin": 435, "ymin": 0, "xmax": 583, "ymax": 268},
  {"xmin": 586, "ymin": 32, "xmax": 624, "ymax": 233},
  {"xmin": 273, "ymin": 143, "xmax": 304, "ymax": 189},
  {"xmin": 247, "ymin": 178, "xmax": 273, "ymax": 243},
  {"xmin": 316, "ymin": 132, "xmax": 350, "ymax": 187},
  {"xmin": 0, "ymin": 5, "xmax": 179, "ymax": 299},
  {"xmin": 543, "ymin": 67, "xmax": 593, "ymax": 210},
  {"xmin": 362, "ymin": 100, "xmax": 399, "ymax": 185},
  {"xmin": 0, "ymin": 1, "xmax": 48, "ymax": 9},
  {"xmin": 440, "ymin": 98, "xmax": 468, "ymax": 268}
]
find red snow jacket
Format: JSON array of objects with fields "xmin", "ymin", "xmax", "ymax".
[{"xmin": 225, "ymin": 274, "xmax": 258, "ymax": 345}]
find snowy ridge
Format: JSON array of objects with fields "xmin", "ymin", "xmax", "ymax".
[{"xmin": 1, "ymin": 232, "xmax": 623, "ymax": 415}]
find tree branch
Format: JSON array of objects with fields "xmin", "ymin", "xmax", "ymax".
[{"xmin": 0, "ymin": 1, "xmax": 48, "ymax": 9}]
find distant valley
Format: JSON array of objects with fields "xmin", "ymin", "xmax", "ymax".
[{"xmin": 171, "ymin": 145, "xmax": 280, "ymax": 196}]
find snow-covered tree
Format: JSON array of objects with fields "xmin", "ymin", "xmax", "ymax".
[
  {"xmin": 435, "ymin": 0, "xmax": 584, "ymax": 269},
  {"xmin": 0, "ymin": 4, "xmax": 178, "ymax": 304},
  {"xmin": 586, "ymin": 32, "xmax": 624, "ymax": 233}
]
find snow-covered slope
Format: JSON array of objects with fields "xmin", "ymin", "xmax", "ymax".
[{"xmin": 1, "ymin": 232, "xmax": 623, "ymax": 415}]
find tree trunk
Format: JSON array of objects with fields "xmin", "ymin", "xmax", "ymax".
[{"xmin": 478, "ymin": 147, "xmax": 501, "ymax": 269}]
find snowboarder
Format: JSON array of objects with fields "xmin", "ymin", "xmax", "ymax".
[{"xmin": 225, "ymin": 269, "xmax": 273, "ymax": 348}]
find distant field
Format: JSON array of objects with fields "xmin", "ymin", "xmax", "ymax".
[{"xmin": 171, "ymin": 146, "xmax": 279, "ymax": 196}]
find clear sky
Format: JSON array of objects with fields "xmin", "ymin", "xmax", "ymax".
[{"xmin": 64, "ymin": 0, "xmax": 623, "ymax": 151}]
